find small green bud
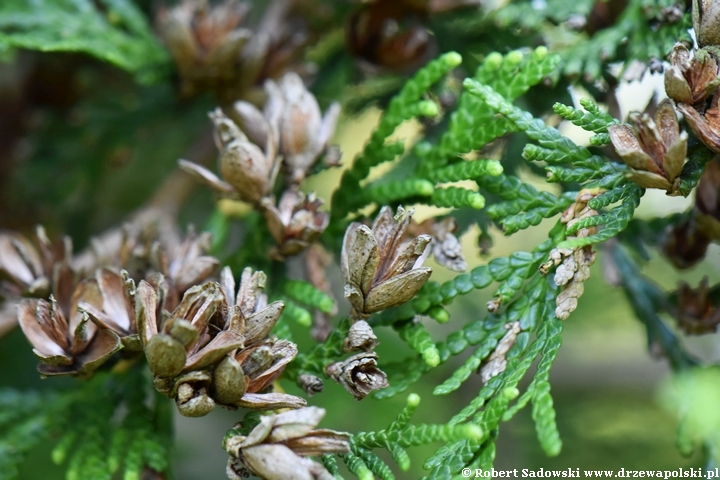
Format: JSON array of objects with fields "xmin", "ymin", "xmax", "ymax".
[
  {"xmin": 469, "ymin": 193, "xmax": 485, "ymax": 209},
  {"xmin": 486, "ymin": 160, "xmax": 503, "ymax": 176},
  {"xmin": 422, "ymin": 347, "xmax": 441, "ymax": 367},
  {"xmin": 418, "ymin": 100, "xmax": 439, "ymax": 117},
  {"xmin": 294, "ymin": 308, "xmax": 312, "ymax": 327},
  {"xmin": 427, "ymin": 306, "xmax": 450, "ymax": 323},
  {"xmin": 417, "ymin": 180, "xmax": 435, "ymax": 196},
  {"xmin": 484, "ymin": 52, "xmax": 503, "ymax": 70},
  {"xmin": 461, "ymin": 424, "xmax": 484, "ymax": 440},
  {"xmin": 407, "ymin": 393, "xmax": 421, "ymax": 408},
  {"xmin": 502, "ymin": 386, "xmax": 520, "ymax": 399},
  {"xmin": 443, "ymin": 51, "xmax": 463, "ymax": 67},
  {"xmin": 534, "ymin": 45, "xmax": 549, "ymax": 59},
  {"xmin": 506, "ymin": 50, "xmax": 524, "ymax": 66}
]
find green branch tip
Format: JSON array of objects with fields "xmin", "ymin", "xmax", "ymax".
[
  {"xmin": 423, "ymin": 347, "xmax": 441, "ymax": 367},
  {"xmin": 358, "ymin": 469, "xmax": 374, "ymax": 480},
  {"xmin": 407, "ymin": 393, "xmax": 421, "ymax": 408},
  {"xmin": 295, "ymin": 310, "xmax": 312, "ymax": 327},
  {"xmin": 506, "ymin": 50, "xmax": 524, "ymax": 65},
  {"xmin": 461, "ymin": 424, "xmax": 484, "ymax": 440},
  {"xmin": 486, "ymin": 160, "xmax": 503, "ymax": 176},
  {"xmin": 470, "ymin": 194, "xmax": 485, "ymax": 209},
  {"xmin": 533, "ymin": 46, "xmax": 548, "ymax": 59},
  {"xmin": 503, "ymin": 387, "xmax": 520, "ymax": 400},
  {"xmin": 442, "ymin": 52, "xmax": 463, "ymax": 67},
  {"xmin": 427, "ymin": 306, "xmax": 449, "ymax": 323},
  {"xmin": 484, "ymin": 52, "xmax": 503, "ymax": 70},
  {"xmin": 418, "ymin": 100, "xmax": 439, "ymax": 117}
]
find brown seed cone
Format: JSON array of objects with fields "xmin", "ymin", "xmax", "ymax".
[
  {"xmin": 608, "ymin": 99, "xmax": 687, "ymax": 194},
  {"xmin": 674, "ymin": 277, "xmax": 720, "ymax": 335},
  {"xmin": 341, "ymin": 206, "xmax": 432, "ymax": 319}
]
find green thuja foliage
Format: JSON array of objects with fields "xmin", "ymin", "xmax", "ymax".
[
  {"xmin": 1, "ymin": 366, "xmax": 171, "ymax": 480},
  {"xmin": 0, "ymin": 0, "xmax": 169, "ymax": 83},
  {"xmin": 3, "ymin": 0, "xmax": 720, "ymax": 478}
]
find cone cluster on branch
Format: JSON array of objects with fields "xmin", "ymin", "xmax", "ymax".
[
  {"xmin": 137, "ymin": 266, "xmax": 304, "ymax": 417},
  {"xmin": 9, "ymin": 223, "xmax": 304, "ymax": 417},
  {"xmin": 607, "ymin": 2, "xmax": 720, "ymax": 195},
  {"xmin": 179, "ymin": 72, "xmax": 339, "ymax": 259},
  {"xmin": 329, "ymin": 206, "xmax": 435, "ymax": 399}
]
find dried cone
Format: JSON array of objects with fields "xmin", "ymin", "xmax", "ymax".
[
  {"xmin": 274, "ymin": 73, "xmax": 341, "ymax": 184},
  {"xmin": 341, "ymin": 206, "xmax": 432, "ymax": 319},
  {"xmin": 664, "ymin": 44, "xmax": 720, "ymax": 106},
  {"xmin": 347, "ymin": 0, "xmax": 438, "ymax": 74},
  {"xmin": 674, "ymin": 277, "xmax": 720, "ymax": 335},
  {"xmin": 213, "ymin": 267, "xmax": 306, "ymax": 411},
  {"xmin": 695, "ymin": 157, "xmax": 720, "ymax": 241},
  {"xmin": 608, "ymin": 99, "xmax": 687, "ymax": 194},
  {"xmin": 150, "ymin": 227, "xmax": 219, "ymax": 310},
  {"xmin": 17, "ymin": 278, "xmax": 122, "ymax": 377},
  {"xmin": 0, "ymin": 226, "xmax": 74, "ymax": 336},
  {"xmin": 694, "ymin": 0, "xmax": 720, "ymax": 48},
  {"xmin": 225, "ymin": 407, "xmax": 350, "ymax": 480},
  {"xmin": 136, "ymin": 279, "xmax": 245, "ymax": 416},
  {"xmin": 156, "ymin": 0, "xmax": 251, "ymax": 97},
  {"xmin": 325, "ymin": 351, "xmax": 389, "ymax": 400},
  {"xmin": 663, "ymin": 218, "xmax": 711, "ymax": 269},
  {"xmin": 662, "ymin": 157, "xmax": 720, "ymax": 267},
  {"xmin": 179, "ymin": 107, "xmax": 281, "ymax": 206},
  {"xmin": 677, "ymin": 91, "xmax": 720, "ymax": 154},
  {"xmin": 79, "ymin": 269, "xmax": 141, "ymax": 351},
  {"xmin": 261, "ymin": 190, "xmax": 329, "ymax": 259},
  {"xmin": 0, "ymin": 225, "xmax": 72, "ymax": 298},
  {"xmin": 408, "ymin": 217, "xmax": 467, "ymax": 272}
]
